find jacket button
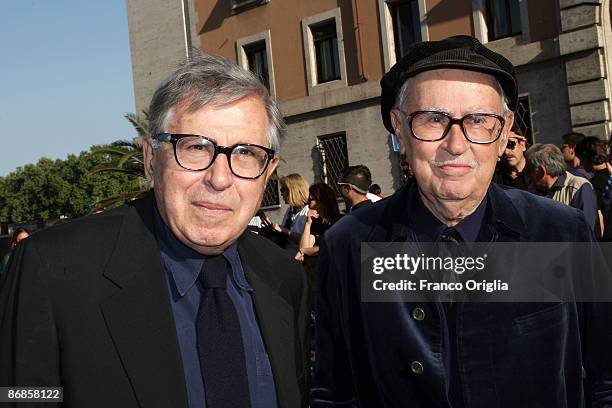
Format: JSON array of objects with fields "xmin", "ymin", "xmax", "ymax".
[
  {"xmin": 412, "ymin": 307, "xmax": 425, "ymax": 321},
  {"xmin": 410, "ymin": 361, "xmax": 424, "ymax": 374}
]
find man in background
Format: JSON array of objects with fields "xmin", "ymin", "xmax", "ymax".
[
  {"xmin": 576, "ymin": 136, "xmax": 612, "ymax": 239},
  {"xmin": 338, "ymin": 165, "xmax": 376, "ymax": 212},
  {"xmin": 494, "ymin": 126, "xmax": 528, "ymax": 190},
  {"xmin": 525, "ymin": 143, "xmax": 598, "ymax": 233},
  {"xmin": 561, "ymin": 132, "xmax": 591, "ymax": 179}
]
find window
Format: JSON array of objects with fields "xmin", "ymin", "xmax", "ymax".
[
  {"xmin": 379, "ymin": 0, "xmax": 427, "ymax": 71},
  {"xmin": 231, "ymin": 0, "xmax": 269, "ymax": 13},
  {"xmin": 261, "ymin": 172, "xmax": 280, "ymax": 209},
  {"xmin": 515, "ymin": 95, "xmax": 534, "ymax": 145},
  {"xmin": 485, "ymin": 0, "xmax": 521, "ymax": 41},
  {"xmin": 316, "ymin": 133, "xmax": 349, "ymax": 196},
  {"xmin": 312, "ymin": 21, "xmax": 341, "ymax": 83},
  {"xmin": 236, "ymin": 31, "xmax": 276, "ymax": 96},
  {"xmin": 389, "ymin": 0, "xmax": 422, "ymax": 60},
  {"xmin": 245, "ymin": 41, "xmax": 270, "ymax": 90},
  {"xmin": 302, "ymin": 8, "xmax": 348, "ymax": 95}
]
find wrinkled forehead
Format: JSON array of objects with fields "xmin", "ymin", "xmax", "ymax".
[{"xmin": 404, "ymin": 68, "xmax": 503, "ymax": 110}]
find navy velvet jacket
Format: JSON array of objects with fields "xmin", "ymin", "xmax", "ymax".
[{"xmin": 311, "ymin": 182, "xmax": 612, "ymax": 408}]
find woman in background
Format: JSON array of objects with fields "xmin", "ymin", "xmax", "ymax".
[
  {"xmin": 295, "ymin": 183, "xmax": 341, "ymax": 372},
  {"xmin": 263, "ymin": 173, "xmax": 310, "ymax": 256},
  {"xmin": 295, "ymin": 182, "xmax": 341, "ymax": 265}
]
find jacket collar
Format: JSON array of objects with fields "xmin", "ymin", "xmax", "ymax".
[
  {"xmin": 100, "ymin": 192, "xmax": 189, "ymax": 407},
  {"xmin": 375, "ymin": 181, "xmax": 526, "ymax": 242}
]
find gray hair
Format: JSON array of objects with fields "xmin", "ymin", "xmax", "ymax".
[
  {"xmin": 148, "ymin": 50, "xmax": 284, "ymax": 152},
  {"xmin": 525, "ymin": 143, "xmax": 566, "ymax": 177},
  {"xmin": 393, "ymin": 75, "xmax": 511, "ymax": 115}
]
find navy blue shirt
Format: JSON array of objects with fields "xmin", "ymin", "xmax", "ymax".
[
  {"xmin": 407, "ymin": 191, "xmax": 487, "ymax": 408},
  {"xmin": 407, "ymin": 192, "xmax": 486, "ymax": 243},
  {"xmin": 154, "ymin": 209, "xmax": 278, "ymax": 408}
]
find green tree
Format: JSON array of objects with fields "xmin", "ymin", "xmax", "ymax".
[
  {"xmin": 88, "ymin": 110, "xmax": 149, "ymax": 209},
  {"xmin": 0, "ymin": 150, "xmax": 138, "ymax": 224}
]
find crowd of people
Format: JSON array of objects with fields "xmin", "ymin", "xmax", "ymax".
[
  {"xmin": 252, "ymin": 165, "xmax": 384, "ymax": 276},
  {"xmin": 494, "ymin": 128, "xmax": 612, "ymax": 240}
]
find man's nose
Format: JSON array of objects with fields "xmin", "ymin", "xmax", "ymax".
[
  {"xmin": 205, "ymin": 153, "xmax": 234, "ymax": 191},
  {"xmin": 442, "ymin": 123, "xmax": 470, "ymax": 155}
]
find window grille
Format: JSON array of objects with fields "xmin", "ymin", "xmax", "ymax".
[
  {"xmin": 317, "ymin": 133, "xmax": 349, "ymax": 195},
  {"xmin": 515, "ymin": 95, "xmax": 534, "ymax": 145},
  {"xmin": 261, "ymin": 172, "xmax": 280, "ymax": 209}
]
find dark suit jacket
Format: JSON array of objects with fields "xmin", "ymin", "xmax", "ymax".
[
  {"xmin": 311, "ymin": 182, "xmax": 612, "ymax": 407},
  {"xmin": 0, "ymin": 195, "xmax": 309, "ymax": 407}
]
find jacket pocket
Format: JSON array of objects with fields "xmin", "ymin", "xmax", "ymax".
[{"xmin": 512, "ymin": 302, "xmax": 568, "ymax": 335}]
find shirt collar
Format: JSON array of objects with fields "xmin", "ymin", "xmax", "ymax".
[
  {"xmin": 544, "ymin": 172, "xmax": 566, "ymax": 198},
  {"xmin": 153, "ymin": 201, "xmax": 252, "ymax": 297},
  {"xmin": 407, "ymin": 188, "xmax": 487, "ymax": 242}
]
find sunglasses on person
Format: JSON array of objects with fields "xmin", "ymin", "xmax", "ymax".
[{"xmin": 506, "ymin": 138, "xmax": 526, "ymax": 150}]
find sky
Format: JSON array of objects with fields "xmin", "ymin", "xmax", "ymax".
[{"xmin": 0, "ymin": 1, "xmax": 136, "ymax": 177}]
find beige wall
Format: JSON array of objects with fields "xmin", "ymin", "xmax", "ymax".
[
  {"xmin": 425, "ymin": 0, "xmax": 474, "ymax": 39},
  {"xmin": 194, "ymin": 0, "xmax": 388, "ymax": 101},
  {"xmin": 195, "ymin": 0, "xmax": 564, "ymax": 104},
  {"xmin": 528, "ymin": 0, "xmax": 559, "ymax": 42},
  {"xmin": 424, "ymin": 0, "xmax": 560, "ymax": 42},
  {"xmin": 195, "ymin": 0, "xmax": 335, "ymax": 100}
]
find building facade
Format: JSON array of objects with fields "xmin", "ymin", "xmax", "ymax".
[{"xmin": 126, "ymin": 0, "xmax": 612, "ymax": 218}]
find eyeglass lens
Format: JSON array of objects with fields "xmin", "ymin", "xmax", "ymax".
[
  {"xmin": 176, "ymin": 136, "xmax": 269, "ymax": 178},
  {"xmin": 410, "ymin": 112, "xmax": 503, "ymax": 143},
  {"xmin": 506, "ymin": 140, "xmax": 517, "ymax": 150}
]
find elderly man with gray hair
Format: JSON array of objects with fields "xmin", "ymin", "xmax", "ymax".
[
  {"xmin": 312, "ymin": 35, "xmax": 612, "ymax": 408},
  {"xmin": 525, "ymin": 143, "xmax": 598, "ymax": 232},
  {"xmin": 0, "ymin": 51, "xmax": 309, "ymax": 408}
]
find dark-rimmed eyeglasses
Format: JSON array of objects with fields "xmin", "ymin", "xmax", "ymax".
[
  {"xmin": 398, "ymin": 110, "xmax": 506, "ymax": 144},
  {"xmin": 153, "ymin": 133, "xmax": 276, "ymax": 179}
]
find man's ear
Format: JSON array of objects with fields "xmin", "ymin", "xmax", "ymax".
[
  {"xmin": 264, "ymin": 156, "xmax": 279, "ymax": 183},
  {"xmin": 498, "ymin": 112, "xmax": 514, "ymax": 157},
  {"xmin": 143, "ymin": 136, "xmax": 156, "ymax": 189},
  {"xmin": 390, "ymin": 109, "xmax": 408, "ymax": 156},
  {"xmin": 537, "ymin": 165, "xmax": 546, "ymax": 178}
]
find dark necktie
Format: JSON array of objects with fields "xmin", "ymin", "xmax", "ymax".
[
  {"xmin": 438, "ymin": 228, "xmax": 463, "ymax": 244},
  {"xmin": 197, "ymin": 255, "xmax": 251, "ymax": 408},
  {"xmin": 437, "ymin": 228, "xmax": 464, "ymax": 301}
]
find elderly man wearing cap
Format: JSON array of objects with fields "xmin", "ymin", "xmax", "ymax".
[{"xmin": 311, "ymin": 36, "xmax": 612, "ymax": 407}]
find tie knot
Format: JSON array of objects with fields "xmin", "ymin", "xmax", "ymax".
[
  {"xmin": 199, "ymin": 255, "xmax": 228, "ymax": 289},
  {"xmin": 438, "ymin": 228, "xmax": 463, "ymax": 243}
]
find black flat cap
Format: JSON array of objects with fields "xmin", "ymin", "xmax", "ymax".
[{"xmin": 380, "ymin": 35, "xmax": 517, "ymax": 133}]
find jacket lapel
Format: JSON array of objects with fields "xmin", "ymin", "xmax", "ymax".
[
  {"xmin": 100, "ymin": 196, "xmax": 188, "ymax": 408},
  {"xmin": 238, "ymin": 234, "xmax": 300, "ymax": 408}
]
